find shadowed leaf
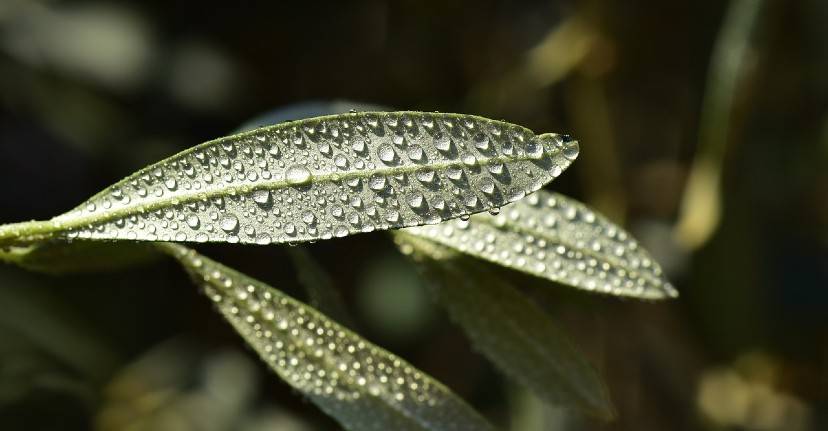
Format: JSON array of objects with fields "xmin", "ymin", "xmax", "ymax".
[
  {"xmin": 156, "ymin": 242, "xmax": 500, "ymax": 431},
  {"xmin": 394, "ymin": 233, "xmax": 615, "ymax": 419},
  {"xmin": 0, "ymin": 241, "xmax": 159, "ymax": 274},
  {"xmin": 400, "ymin": 190, "xmax": 677, "ymax": 299}
]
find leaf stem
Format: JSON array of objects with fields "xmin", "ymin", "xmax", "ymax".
[{"xmin": 0, "ymin": 219, "xmax": 61, "ymax": 248}]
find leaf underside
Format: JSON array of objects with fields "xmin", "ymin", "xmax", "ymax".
[
  {"xmin": 395, "ymin": 234, "xmax": 615, "ymax": 419},
  {"xmin": 156, "ymin": 242, "xmax": 499, "ymax": 431},
  {"xmin": 0, "ymin": 241, "xmax": 159, "ymax": 274},
  {"xmin": 47, "ymin": 111, "xmax": 578, "ymax": 246},
  {"xmin": 399, "ymin": 190, "xmax": 677, "ymax": 299}
]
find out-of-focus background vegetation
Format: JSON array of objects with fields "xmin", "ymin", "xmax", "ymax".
[{"xmin": 1, "ymin": 0, "xmax": 827, "ymax": 430}]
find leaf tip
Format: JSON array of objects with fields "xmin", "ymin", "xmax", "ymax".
[{"xmin": 538, "ymin": 133, "xmax": 580, "ymax": 162}]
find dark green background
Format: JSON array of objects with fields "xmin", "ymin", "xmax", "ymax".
[{"xmin": 1, "ymin": 0, "xmax": 826, "ymax": 430}]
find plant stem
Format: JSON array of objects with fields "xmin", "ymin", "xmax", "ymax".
[{"xmin": 0, "ymin": 219, "xmax": 61, "ymax": 248}]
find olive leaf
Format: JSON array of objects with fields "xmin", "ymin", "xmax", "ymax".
[
  {"xmin": 0, "ymin": 241, "xmax": 159, "ymax": 274},
  {"xmin": 0, "ymin": 112, "xmax": 578, "ymax": 248},
  {"xmin": 400, "ymin": 190, "xmax": 677, "ymax": 299},
  {"xmin": 155, "ymin": 242, "xmax": 500, "ymax": 431},
  {"xmin": 393, "ymin": 233, "xmax": 615, "ymax": 419}
]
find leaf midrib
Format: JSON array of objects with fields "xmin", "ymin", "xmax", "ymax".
[{"xmin": 52, "ymin": 151, "xmax": 552, "ymax": 234}]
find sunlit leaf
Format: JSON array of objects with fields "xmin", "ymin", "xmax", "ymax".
[
  {"xmin": 156, "ymin": 242, "xmax": 500, "ymax": 431},
  {"xmin": 400, "ymin": 190, "xmax": 677, "ymax": 299},
  {"xmin": 0, "ymin": 241, "xmax": 159, "ymax": 274},
  {"xmin": 287, "ymin": 245, "xmax": 358, "ymax": 329},
  {"xmin": 394, "ymin": 234, "xmax": 615, "ymax": 419},
  {"xmin": 0, "ymin": 112, "xmax": 579, "ymax": 248}
]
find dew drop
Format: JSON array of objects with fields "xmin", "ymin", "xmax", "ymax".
[
  {"xmin": 186, "ymin": 215, "xmax": 200, "ymax": 228},
  {"xmin": 302, "ymin": 211, "xmax": 316, "ymax": 224},
  {"xmin": 406, "ymin": 191, "xmax": 424, "ymax": 208},
  {"xmin": 461, "ymin": 153, "xmax": 477, "ymax": 166},
  {"xmin": 385, "ymin": 209, "xmax": 400, "ymax": 222},
  {"xmin": 487, "ymin": 122, "xmax": 502, "ymax": 136},
  {"xmin": 416, "ymin": 170, "xmax": 435, "ymax": 183},
  {"xmin": 478, "ymin": 177, "xmax": 495, "ymax": 194},
  {"xmin": 351, "ymin": 137, "xmax": 366, "ymax": 153},
  {"xmin": 562, "ymin": 136, "xmax": 579, "ymax": 160},
  {"xmin": 501, "ymin": 141, "xmax": 514, "ymax": 156},
  {"xmin": 377, "ymin": 144, "xmax": 396, "ymax": 163},
  {"xmin": 507, "ymin": 188, "xmax": 526, "ymax": 202},
  {"xmin": 285, "ymin": 165, "xmax": 312, "ymax": 185},
  {"xmin": 252, "ymin": 189, "xmax": 270, "ymax": 204},
  {"xmin": 463, "ymin": 193, "xmax": 478, "ymax": 208},
  {"xmin": 368, "ymin": 175, "xmax": 386, "ymax": 190},
  {"xmin": 285, "ymin": 223, "xmax": 296, "ymax": 235},
  {"xmin": 433, "ymin": 133, "xmax": 451, "ymax": 151},
  {"xmin": 407, "ymin": 145, "xmax": 424, "ymax": 161},
  {"xmin": 334, "ymin": 226, "xmax": 349, "ymax": 237},
  {"xmin": 446, "ymin": 167, "xmax": 463, "ymax": 180},
  {"xmin": 473, "ymin": 134, "xmax": 489, "ymax": 150},
  {"xmin": 487, "ymin": 164, "xmax": 504, "ymax": 175},
  {"xmin": 219, "ymin": 214, "xmax": 239, "ymax": 232},
  {"xmin": 525, "ymin": 140, "xmax": 544, "ymax": 158},
  {"xmin": 334, "ymin": 154, "xmax": 348, "ymax": 169}
]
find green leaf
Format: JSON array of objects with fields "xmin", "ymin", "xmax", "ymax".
[
  {"xmin": 0, "ymin": 112, "xmax": 578, "ymax": 248},
  {"xmin": 0, "ymin": 241, "xmax": 160, "ymax": 274},
  {"xmin": 400, "ymin": 190, "xmax": 677, "ymax": 299},
  {"xmin": 394, "ymin": 233, "xmax": 615, "ymax": 419},
  {"xmin": 287, "ymin": 244, "xmax": 358, "ymax": 329},
  {"xmin": 155, "ymin": 242, "xmax": 500, "ymax": 431}
]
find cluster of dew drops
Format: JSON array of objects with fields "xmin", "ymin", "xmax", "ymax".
[
  {"xmin": 185, "ymin": 249, "xmax": 477, "ymax": 423},
  {"xmin": 405, "ymin": 191, "xmax": 677, "ymax": 299},
  {"xmin": 59, "ymin": 112, "xmax": 575, "ymax": 246}
]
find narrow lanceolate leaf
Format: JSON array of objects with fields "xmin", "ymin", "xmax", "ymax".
[
  {"xmin": 0, "ymin": 112, "xmax": 578, "ymax": 248},
  {"xmin": 394, "ymin": 234, "xmax": 615, "ymax": 419},
  {"xmin": 0, "ymin": 242, "xmax": 159, "ymax": 274},
  {"xmin": 400, "ymin": 190, "xmax": 677, "ymax": 299},
  {"xmin": 156, "ymin": 243, "xmax": 499, "ymax": 431}
]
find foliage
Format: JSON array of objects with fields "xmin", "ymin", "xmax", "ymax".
[{"xmin": 0, "ymin": 111, "xmax": 674, "ymax": 430}]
